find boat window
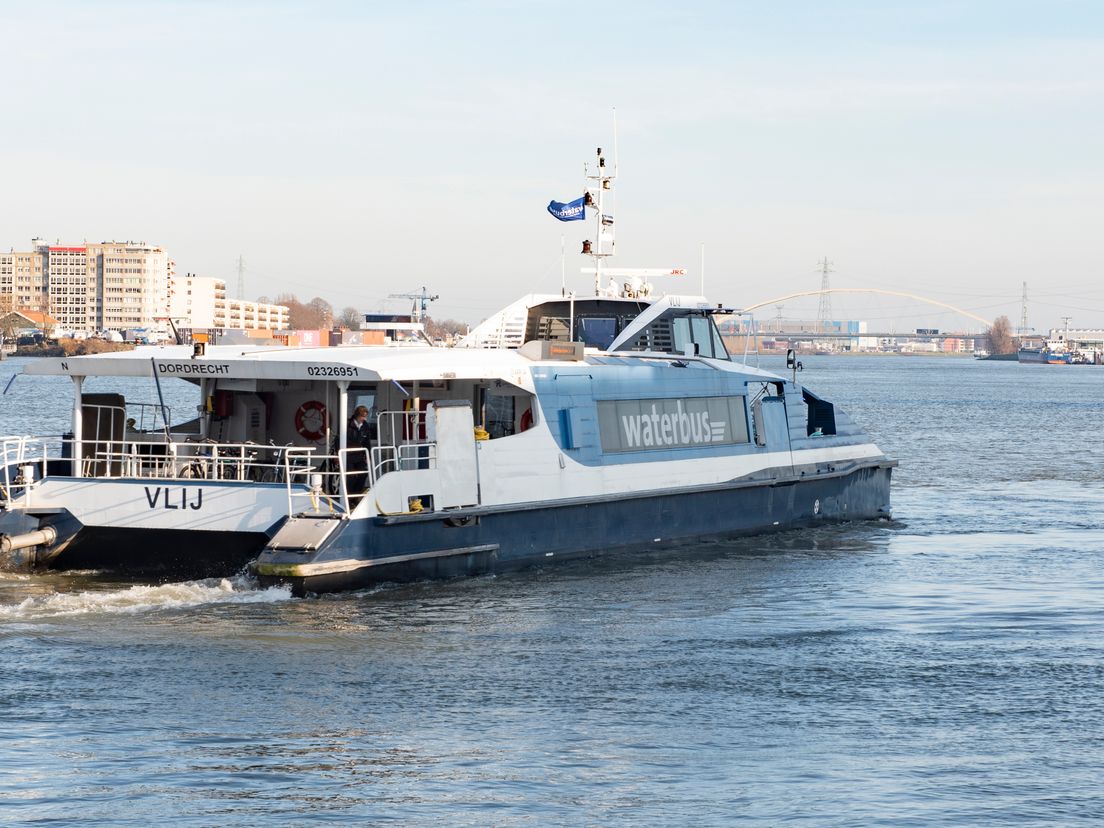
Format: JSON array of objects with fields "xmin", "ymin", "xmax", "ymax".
[
  {"xmin": 710, "ymin": 321, "xmax": 730, "ymax": 360},
  {"xmin": 578, "ymin": 317, "xmax": 618, "ymax": 350},
  {"xmin": 536, "ymin": 316, "xmax": 572, "ymax": 341},
  {"xmin": 691, "ymin": 316, "xmax": 715, "ymax": 357},
  {"xmin": 479, "ymin": 388, "xmax": 537, "ymax": 438},
  {"xmin": 802, "ymin": 388, "xmax": 837, "ymax": 436},
  {"xmin": 671, "ymin": 314, "xmax": 726, "ymax": 358},
  {"xmin": 350, "ymin": 391, "xmax": 378, "ymax": 441},
  {"xmin": 672, "ymin": 316, "xmax": 693, "ymax": 355},
  {"xmin": 484, "ymin": 392, "xmax": 516, "ymax": 438}
]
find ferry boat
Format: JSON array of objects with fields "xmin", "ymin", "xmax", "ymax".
[{"xmin": 0, "ymin": 150, "xmax": 895, "ymax": 592}]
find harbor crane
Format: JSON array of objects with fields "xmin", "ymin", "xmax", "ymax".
[{"xmin": 388, "ymin": 287, "xmax": 439, "ymax": 322}]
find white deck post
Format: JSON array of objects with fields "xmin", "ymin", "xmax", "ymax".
[
  {"xmin": 337, "ymin": 381, "xmax": 349, "ymax": 450},
  {"xmin": 199, "ymin": 378, "xmax": 211, "ymax": 438},
  {"xmin": 71, "ymin": 375, "xmax": 83, "ymax": 476},
  {"xmin": 337, "ymin": 381, "xmax": 349, "ymax": 505}
]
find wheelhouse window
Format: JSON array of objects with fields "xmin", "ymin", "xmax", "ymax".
[
  {"xmin": 535, "ymin": 315, "xmax": 571, "ymax": 341},
  {"xmin": 577, "ymin": 317, "xmax": 618, "ymax": 349},
  {"xmin": 524, "ymin": 300, "xmax": 648, "ymax": 347},
  {"xmin": 671, "ymin": 313, "xmax": 729, "ymax": 359}
]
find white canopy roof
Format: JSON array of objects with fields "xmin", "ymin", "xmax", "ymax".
[
  {"xmin": 21, "ymin": 344, "xmax": 546, "ymax": 389},
  {"xmin": 21, "ymin": 312, "xmax": 787, "ymax": 387}
]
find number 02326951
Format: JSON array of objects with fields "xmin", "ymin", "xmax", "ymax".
[{"xmin": 306, "ymin": 366, "xmax": 359, "ymax": 377}]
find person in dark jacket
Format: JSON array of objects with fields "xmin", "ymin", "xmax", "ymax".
[{"xmin": 346, "ymin": 405, "xmax": 372, "ymax": 495}]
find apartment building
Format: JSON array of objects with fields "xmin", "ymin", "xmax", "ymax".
[
  {"xmin": 47, "ymin": 245, "xmax": 94, "ymax": 330},
  {"xmin": 168, "ymin": 273, "xmax": 289, "ymax": 331},
  {"xmin": 0, "ymin": 240, "xmax": 49, "ymax": 313},
  {"xmin": 94, "ymin": 241, "xmax": 170, "ymax": 332},
  {"xmin": 0, "ymin": 238, "xmax": 170, "ymax": 332}
]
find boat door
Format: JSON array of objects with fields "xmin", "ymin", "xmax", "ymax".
[
  {"xmin": 753, "ymin": 394, "xmax": 794, "ymax": 473},
  {"xmin": 553, "ymin": 373, "xmax": 596, "ymax": 450},
  {"xmin": 428, "ymin": 401, "xmax": 479, "ymax": 508}
]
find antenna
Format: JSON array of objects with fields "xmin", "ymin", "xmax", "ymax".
[
  {"xmin": 561, "ymin": 234, "xmax": 566, "ymax": 297},
  {"xmin": 700, "ymin": 243, "xmax": 705, "ymax": 296},
  {"xmin": 612, "ymin": 106, "xmax": 619, "ymax": 179},
  {"xmin": 236, "ymin": 255, "xmax": 245, "ymax": 300},
  {"xmin": 816, "ymin": 257, "xmax": 834, "ymax": 334}
]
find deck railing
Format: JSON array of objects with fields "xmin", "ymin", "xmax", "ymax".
[
  {"xmin": 0, "ymin": 435, "xmax": 47, "ymax": 508},
  {"xmin": 369, "ymin": 442, "xmax": 437, "ymax": 484},
  {"xmin": 284, "ymin": 448, "xmax": 351, "ymax": 517},
  {"xmin": 370, "ymin": 409, "xmax": 437, "ymax": 483},
  {"xmin": 2, "ymin": 407, "xmax": 442, "ymax": 517}
]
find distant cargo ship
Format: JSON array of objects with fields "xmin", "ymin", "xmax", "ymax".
[{"xmin": 1018, "ymin": 345, "xmax": 1072, "ymax": 364}]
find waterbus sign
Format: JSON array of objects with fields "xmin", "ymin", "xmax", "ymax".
[{"xmin": 596, "ymin": 396, "xmax": 749, "ymax": 453}]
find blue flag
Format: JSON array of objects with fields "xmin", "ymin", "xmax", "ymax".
[{"xmin": 547, "ymin": 196, "xmax": 586, "ymax": 222}]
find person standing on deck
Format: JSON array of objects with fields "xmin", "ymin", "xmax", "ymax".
[{"xmin": 346, "ymin": 405, "xmax": 372, "ymax": 495}]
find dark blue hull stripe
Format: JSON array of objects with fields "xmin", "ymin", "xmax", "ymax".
[{"xmin": 257, "ymin": 463, "xmax": 893, "ymax": 595}]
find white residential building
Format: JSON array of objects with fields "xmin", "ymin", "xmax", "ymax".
[{"xmin": 168, "ymin": 274, "xmax": 289, "ymax": 331}]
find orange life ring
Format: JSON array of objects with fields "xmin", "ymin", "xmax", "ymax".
[
  {"xmin": 519, "ymin": 407, "xmax": 533, "ymax": 432},
  {"xmin": 294, "ymin": 400, "xmax": 328, "ymax": 441}
]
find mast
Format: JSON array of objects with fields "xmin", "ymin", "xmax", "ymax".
[
  {"xmin": 584, "ymin": 146, "xmax": 616, "ymax": 295},
  {"xmin": 574, "ymin": 123, "xmax": 685, "ymax": 298}
]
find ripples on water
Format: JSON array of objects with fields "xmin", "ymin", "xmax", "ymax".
[{"xmin": 1, "ymin": 356, "xmax": 1103, "ymax": 825}]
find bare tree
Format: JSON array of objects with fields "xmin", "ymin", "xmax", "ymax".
[
  {"xmin": 424, "ymin": 317, "xmax": 468, "ymax": 340},
  {"xmin": 275, "ymin": 293, "xmax": 323, "ymax": 329},
  {"xmin": 338, "ymin": 306, "xmax": 362, "ymax": 330},
  {"xmin": 987, "ymin": 315, "xmax": 1016, "ymax": 354},
  {"xmin": 307, "ymin": 296, "xmax": 333, "ymax": 328}
]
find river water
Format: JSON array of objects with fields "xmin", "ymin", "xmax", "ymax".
[{"xmin": 1, "ymin": 355, "xmax": 1101, "ymax": 826}]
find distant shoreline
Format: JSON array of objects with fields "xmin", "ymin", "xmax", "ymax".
[
  {"xmin": 6, "ymin": 346, "xmax": 991, "ymax": 360},
  {"xmin": 13, "ymin": 341, "xmax": 136, "ymax": 358},
  {"xmin": 738, "ymin": 350, "xmax": 977, "ymax": 358}
]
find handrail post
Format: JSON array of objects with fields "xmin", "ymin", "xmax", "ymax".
[
  {"xmin": 1, "ymin": 441, "xmax": 9, "ymax": 509},
  {"xmin": 284, "ymin": 451, "xmax": 294, "ymax": 516},
  {"xmin": 71, "ymin": 375, "xmax": 83, "ymax": 477},
  {"xmin": 338, "ymin": 449, "xmax": 349, "ymax": 514},
  {"xmin": 0, "ymin": 440, "xmax": 8, "ymax": 507}
]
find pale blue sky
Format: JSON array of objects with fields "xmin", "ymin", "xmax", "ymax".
[{"xmin": 2, "ymin": 0, "xmax": 1102, "ymax": 331}]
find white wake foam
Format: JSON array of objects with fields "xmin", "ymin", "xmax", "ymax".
[{"xmin": 0, "ymin": 575, "xmax": 292, "ymax": 620}]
